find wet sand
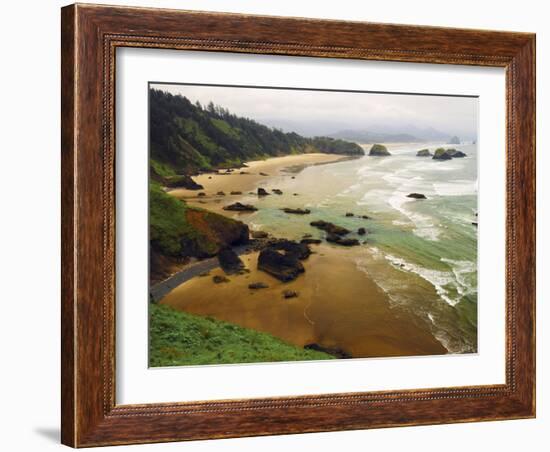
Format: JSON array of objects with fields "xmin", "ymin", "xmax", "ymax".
[
  {"xmin": 161, "ymin": 244, "xmax": 447, "ymax": 358},
  {"xmin": 161, "ymin": 152, "xmax": 448, "ymax": 358}
]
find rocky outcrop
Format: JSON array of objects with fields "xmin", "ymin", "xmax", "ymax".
[
  {"xmin": 179, "ymin": 208, "xmax": 250, "ymax": 259},
  {"xmin": 248, "ymin": 282, "xmax": 269, "ymax": 289},
  {"xmin": 218, "ymin": 248, "xmax": 245, "ymax": 275},
  {"xmin": 282, "ymin": 208, "xmax": 311, "ymax": 215},
  {"xmin": 257, "ymin": 187, "xmax": 270, "ymax": 196},
  {"xmin": 304, "ymin": 343, "xmax": 352, "ymax": 359},
  {"xmin": 282, "ymin": 290, "xmax": 298, "ymax": 299},
  {"xmin": 310, "ymin": 220, "xmax": 350, "ymax": 236},
  {"xmin": 432, "ymin": 148, "xmax": 453, "ymax": 160},
  {"xmin": 416, "ymin": 149, "xmax": 432, "ymax": 157},
  {"xmin": 301, "ymin": 238, "xmax": 322, "ymax": 245},
  {"xmin": 345, "ymin": 212, "xmax": 354, "ymax": 217},
  {"xmin": 269, "ymin": 239, "xmax": 311, "ymax": 260},
  {"xmin": 223, "ymin": 202, "xmax": 258, "ymax": 212},
  {"xmin": 257, "ymin": 240, "xmax": 311, "ymax": 282},
  {"xmin": 407, "ymin": 193, "xmax": 427, "ymax": 199},
  {"xmin": 446, "ymin": 149, "xmax": 467, "ymax": 158},
  {"xmin": 164, "ymin": 174, "xmax": 204, "ymax": 190},
  {"xmin": 326, "ymin": 233, "xmax": 360, "ymax": 246},
  {"xmin": 212, "ymin": 275, "xmax": 230, "ymax": 284},
  {"xmin": 368, "ymin": 143, "xmax": 391, "ymax": 156},
  {"xmin": 251, "ymin": 230, "xmax": 268, "ymax": 239},
  {"xmin": 357, "ymin": 227, "xmax": 367, "ymax": 235},
  {"xmin": 433, "ymin": 148, "xmax": 467, "ymax": 160},
  {"xmin": 216, "ymin": 191, "xmax": 226, "ymax": 196},
  {"xmin": 272, "ymin": 189, "xmax": 283, "ymax": 195},
  {"xmin": 258, "ymin": 248, "xmax": 305, "ymax": 282},
  {"xmin": 448, "ymin": 135, "xmax": 461, "ymax": 144}
]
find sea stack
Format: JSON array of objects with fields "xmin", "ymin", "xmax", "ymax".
[
  {"xmin": 368, "ymin": 144, "xmax": 391, "ymax": 156},
  {"xmin": 416, "ymin": 149, "xmax": 432, "ymax": 157}
]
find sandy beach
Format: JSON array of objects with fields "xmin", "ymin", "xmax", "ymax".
[
  {"xmin": 161, "ymin": 243, "xmax": 446, "ymax": 358},
  {"xmin": 160, "ymin": 152, "xmax": 448, "ymax": 358},
  {"xmin": 169, "ymin": 153, "xmax": 347, "ymax": 214}
]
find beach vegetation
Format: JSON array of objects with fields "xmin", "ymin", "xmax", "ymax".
[{"xmin": 149, "ymin": 304, "xmax": 334, "ymax": 366}]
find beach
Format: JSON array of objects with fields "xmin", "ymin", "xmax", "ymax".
[
  {"xmin": 158, "ymin": 147, "xmax": 477, "ymax": 358},
  {"xmin": 169, "ymin": 153, "xmax": 347, "ymax": 214}
]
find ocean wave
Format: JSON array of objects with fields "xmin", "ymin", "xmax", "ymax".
[
  {"xmin": 383, "ymin": 253, "xmax": 459, "ymax": 306},
  {"xmin": 433, "ymin": 180, "xmax": 478, "ymax": 197},
  {"xmin": 354, "ymin": 247, "xmax": 478, "ymax": 353},
  {"xmin": 387, "ymin": 191, "xmax": 441, "ymax": 241}
]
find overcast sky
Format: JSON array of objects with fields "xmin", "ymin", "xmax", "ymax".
[{"xmin": 152, "ymin": 83, "xmax": 478, "ymax": 140}]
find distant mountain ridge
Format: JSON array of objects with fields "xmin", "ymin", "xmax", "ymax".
[
  {"xmin": 329, "ymin": 125, "xmax": 454, "ymax": 144},
  {"xmin": 149, "ymin": 89, "xmax": 364, "ymax": 177}
]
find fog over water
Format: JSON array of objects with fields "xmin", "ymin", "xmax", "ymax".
[{"xmin": 153, "ymin": 83, "xmax": 478, "ymax": 141}]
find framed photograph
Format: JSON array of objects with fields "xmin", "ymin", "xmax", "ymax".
[{"xmin": 61, "ymin": 4, "xmax": 536, "ymax": 447}]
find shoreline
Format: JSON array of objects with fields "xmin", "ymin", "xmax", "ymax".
[
  {"xmin": 161, "ymin": 244, "xmax": 447, "ymax": 358},
  {"xmin": 157, "ymin": 152, "xmax": 449, "ymax": 358},
  {"xmin": 169, "ymin": 153, "xmax": 352, "ymax": 214}
]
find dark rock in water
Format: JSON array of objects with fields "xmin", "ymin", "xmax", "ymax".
[
  {"xmin": 357, "ymin": 227, "xmax": 367, "ymax": 235},
  {"xmin": 304, "ymin": 343, "xmax": 352, "ymax": 359},
  {"xmin": 223, "ymin": 202, "xmax": 258, "ymax": 212},
  {"xmin": 448, "ymin": 135, "xmax": 461, "ymax": 145},
  {"xmin": 291, "ymin": 176, "xmax": 296, "ymax": 179},
  {"xmin": 208, "ymin": 176, "xmax": 212, "ymax": 179},
  {"xmin": 282, "ymin": 207, "xmax": 311, "ymax": 215},
  {"xmin": 282, "ymin": 290, "xmax": 298, "ymax": 299},
  {"xmin": 447, "ymin": 149, "xmax": 467, "ymax": 158},
  {"xmin": 251, "ymin": 230, "xmax": 268, "ymax": 239},
  {"xmin": 361, "ymin": 215, "xmax": 372, "ymax": 220},
  {"xmin": 293, "ymin": 193, "xmax": 299, "ymax": 196},
  {"xmin": 218, "ymin": 248, "xmax": 245, "ymax": 275},
  {"xmin": 433, "ymin": 148, "xmax": 452, "ymax": 160},
  {"xmin": 257, "ymin": 248, "xmax": 305, "ymax": 282},
  {"xmin": 326, "ymin": 233, "xmax": 360, "ymax": 246},
  {"xmin": 345, "ymin": 212, "xmax": 354, "ymax": 217},
  {"xmin": 269, "ymin": 239, "xmax": 311, "ymax": 260},
  {"xmin": 472, "ymin": 222, "xmax": 478, "ymax": 227},
  {"xmin": 272, "ymin": 189, "xmax": 283, "ymax": 195},
  {"xmin": 310, "ymin": 220, "xmax": 350, "ymax": 236},
  {"xmin": 257, "ymin": 187, "xmax": 270, "ymax": 196},
  {"xmin": 407, "ymin": 193, "xmax": 427, "ymax": 199},
  {"xmin": 164, "ymin": 174, "xmax": 204, "ymax": 190},
  {"xmin": 239, "ymin": 171, "xmax": 250, "ymax": 175},
  {"xmin": 259, "ymin": 172, "xmax": 269, "ymax": 176},
  {"xmin": 212, "ymin": 275, "xmax": 230, "ymax": 284},
  {"xmin": 197, "ymin": 192, "xmax": 206, "ymax": 197},
  {"xmin": 301, "ymin": 238, "xmax": 322, "ymax": 245},
  {"xmin": 416, "ymin": 149, "xmax": 432, "ymax": 157},
  {"xmin": 368, "ymin": 144, "xmax": 391, "ymax": 156},
  {"xmin": 216, "ymin": 191, "xmax": 226, "ymax": 196},
  {"xmin": 230, "ymin": 191, "xmax": 243, "ymax": 195},
  {"xmin": 248, "ymin": 282, "xmax": 269, "ymax": 290}
]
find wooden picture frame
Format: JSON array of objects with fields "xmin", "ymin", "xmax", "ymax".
[{"xmin": 61, "ymin": 3, "xmax": 536, "ymax": 447}]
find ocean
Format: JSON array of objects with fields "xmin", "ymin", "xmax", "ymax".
[{"xmin": 232, "ymin": 143, "xmax": 478, "ymax": 354}]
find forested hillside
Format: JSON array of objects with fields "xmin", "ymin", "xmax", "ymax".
[{"xmin": 149, "ymin": 88, "xmax": 364, "ymax": 177}]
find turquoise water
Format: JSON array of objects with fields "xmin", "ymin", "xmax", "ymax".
[{"xmin": 230, "ymin": 143, "xmax": 478, "ymax": 353}]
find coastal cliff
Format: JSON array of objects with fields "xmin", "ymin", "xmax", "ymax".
[{"xmin": 149, "ymin": 88, "xmax": 364, "ymax": 178}]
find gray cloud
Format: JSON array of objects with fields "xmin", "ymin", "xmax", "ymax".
[{"xmin": 152, "ymin": 83, "xmax": 477, "ymax": 140}]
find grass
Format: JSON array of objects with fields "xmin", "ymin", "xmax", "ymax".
[
  {"xmin": 149, "ymin": 181, "xmax": 197, "ymax": 255},
  {"xmin": 150, "ymin": 158, "xmax": 176, "ymax": 179},
  {"xmin": 149, "ymin": 304, "xmax": 334, "ymax": 366}
]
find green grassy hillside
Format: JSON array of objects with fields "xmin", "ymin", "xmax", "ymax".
[
  {"xmin": 150, "ymin": 304, "xmax": 334, "ymax": 366},
  {"xmin": 149, "ymin": 88, "xmax": 364, "ymax": 176}
]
